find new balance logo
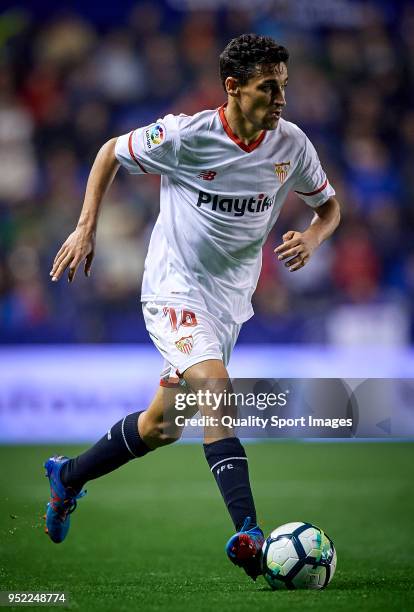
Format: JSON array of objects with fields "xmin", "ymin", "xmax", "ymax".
[{"xmin": 198, "ymin": 170, "xmax": 217, "ymax": 181}]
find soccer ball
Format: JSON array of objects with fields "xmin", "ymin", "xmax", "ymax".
[{"xmin": 262, "ymin": 522, "xmax": 337, "ymax": 590}]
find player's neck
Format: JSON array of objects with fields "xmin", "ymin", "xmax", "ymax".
[{"xmin": 224, "ymin": 102, "xmax": 264, "ymax": 145}]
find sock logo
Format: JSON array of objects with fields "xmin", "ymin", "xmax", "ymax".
[
  {"xmin": 216, "ymin": 463, "xmax": 233, "ymax": 475},
  {"xmin": 107, "ymin": 429, "xmax": 112, "ymax": 440}
]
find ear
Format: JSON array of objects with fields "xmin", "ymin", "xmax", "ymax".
[{"xmin": 225, "ymin": 76, "xmax": 240, "ymax": 97}]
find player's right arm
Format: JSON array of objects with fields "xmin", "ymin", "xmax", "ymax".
[
  {"xmin": 50, "ymin": 115, "xmax": 180, "ymax": 283},
  {"xmin": 50, "ymin": 137, "xmax": 119, "ymax": 283}
]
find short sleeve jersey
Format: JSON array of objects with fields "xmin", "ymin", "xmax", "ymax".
[{"xmin": 115, "ymin": 105, "xmax": 335, "ymax": 323}]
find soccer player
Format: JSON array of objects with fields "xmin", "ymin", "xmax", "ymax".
[{"xmin": 45, "ymin": 33, "xmax": 340, "ymax": 581}]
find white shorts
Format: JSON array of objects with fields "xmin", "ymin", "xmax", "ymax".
[{"xmin": 142, "ymin": 301, "xmax": 241, "ymax": 387}]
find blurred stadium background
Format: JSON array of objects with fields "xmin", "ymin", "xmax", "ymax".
[
  {"xmin": 1, "ymin": 5, "xmax": 414, "ymax": 610},
  {"xmin": 1, "ymin": 0, "xmax": 414, "ymax": 442}
]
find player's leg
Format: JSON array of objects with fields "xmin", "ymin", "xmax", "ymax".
[
  {"xmin": 183, "ymin": 358, "xmax": 264, "ymax": 580},
  {"xmin": 44, "ymin": 383, "xmax": 194, "ymax": 543},
  {"xmin": 60, "ymin": 384, "xmax": 190, "ymax": 487}
]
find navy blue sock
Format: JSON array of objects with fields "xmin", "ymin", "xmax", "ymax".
[
  {"xmin": 60, "ymin": 411, "xmax": 152, "ymax": 492},
  {"xmin": 204, "ymin": 437, "xmax": 257, "ymax": 531}
]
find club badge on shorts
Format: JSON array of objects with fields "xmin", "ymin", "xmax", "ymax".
[
  {"xmin": 175, "ymin": 335, "xmax": 194, "ymax": 355},
  {"xmin": 274, "ymin": 161, "xmax": 291, "ymax": 184}
]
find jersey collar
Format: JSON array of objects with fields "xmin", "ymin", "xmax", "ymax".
[{"xmin": 218, "ymin": 103, "xmax": 266, "ymax": 153}]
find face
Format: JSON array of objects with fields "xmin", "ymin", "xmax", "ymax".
[{"xmin": 230, "ymin": 62, "xmax": 288, "ymax": 130}]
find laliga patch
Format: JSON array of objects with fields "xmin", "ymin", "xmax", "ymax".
[
  {"xmin": 175, "ymin": 335, "xmax": 193, "ymax": 355},
  {"xmin": 144, "ymin": 122, "xmax": 166, "ymax": 152}
]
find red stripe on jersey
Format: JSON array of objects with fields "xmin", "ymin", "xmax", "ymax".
[
  {"xmin": 218, "ymin": 104, "xmax": 266, "ymax": 153},
  {"xmin": 295, "ymin": 179, "xmax": 328, "ymax": 196},
  {"xmin": 128, "ymin": 131, "xmax": 148, "ymax": 173}
]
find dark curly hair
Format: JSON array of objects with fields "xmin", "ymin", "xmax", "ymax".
[{"xmin": 219, "ymin": 33, "xmax": 289, "ymax": 91}]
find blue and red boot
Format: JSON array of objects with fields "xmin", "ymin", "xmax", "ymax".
[
  {"xmin": 225, "ymin": 516, "xmax": 265, "ymax": 581},
  {"xmin": 43, "ymin": 456, "xmax": 86, "ymax": 543}
]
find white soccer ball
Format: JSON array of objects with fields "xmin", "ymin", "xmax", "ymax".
[{"xmin": 262, "ymin": 521, "xmax": 337, "ymax": 590}]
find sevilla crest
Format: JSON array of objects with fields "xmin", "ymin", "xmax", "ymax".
[
  {"xmin": 175, "ymin": 335, "xmax": 194, "ymax": 354},
  {"xmin": 274, "ymin": 161, "xmax": 291, "ymax": 184}
]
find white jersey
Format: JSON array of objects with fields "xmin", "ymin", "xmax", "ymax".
[{"xmin": 115, "ymin": 105, "xmax": 335, "ymax": 324}]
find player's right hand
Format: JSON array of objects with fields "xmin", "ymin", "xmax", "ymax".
[{"xmin": 50, "ymin": 228, "xmax": 95, "ymax": 283}]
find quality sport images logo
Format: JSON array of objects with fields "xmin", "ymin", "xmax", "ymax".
[{"xmin": 196, "ymin": 190, "xmax": 275, "ymax": 217}]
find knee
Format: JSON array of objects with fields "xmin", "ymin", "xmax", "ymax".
[
  {"xmin": 139, "ymin": 413, "xmax": 182, "ymax": 448},
  {"xmin": 152, "ymin": 426, "xmax": 182, "ymax": 447},
  {"xmin": 184, "ymin": 359, "xmax": 229, "ymax": 389}
]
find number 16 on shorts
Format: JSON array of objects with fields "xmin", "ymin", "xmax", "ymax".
[{"xmin": 163, "ymin": 306, "xmax": 198, "ymax": 331}]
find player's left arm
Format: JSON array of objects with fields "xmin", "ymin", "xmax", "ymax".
[{"xmin": 274, "ymin": 196, "xmax": 341, "ymax": 272}]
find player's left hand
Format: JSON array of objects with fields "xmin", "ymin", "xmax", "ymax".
[{"xmin": 274, "ymin": 230, "xmax": 319, "ymax": 272}]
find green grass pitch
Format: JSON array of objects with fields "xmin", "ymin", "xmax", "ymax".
[{"xmin": 1, "ymin": 442, "xmax": 413, "ymax": 611}]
